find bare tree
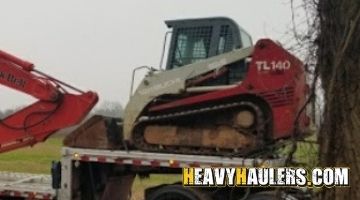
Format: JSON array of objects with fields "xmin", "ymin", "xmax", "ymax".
[
  {"xmin": 0, "ymin": 110, "xmax": 4, "ymax": 119},
  {"xmin": 315, "ymin": 0, "xmax": 360, "ymax": 199},
  {"xmin": 287, "ymin": 0, "xmax": 359, "ymax": 198},
  {"xmin": 94, "ymin": 101, "xmax": 123, "ymax": 118}
]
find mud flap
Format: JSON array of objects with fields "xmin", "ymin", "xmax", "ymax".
[{"xmin": 101, "ymin": 174, "xmax": 136, "ymax": 200}]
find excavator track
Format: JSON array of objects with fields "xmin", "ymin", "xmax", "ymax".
[{"xmin": 132, "ymin": 101, "xmax": 270, "ymax": 157}]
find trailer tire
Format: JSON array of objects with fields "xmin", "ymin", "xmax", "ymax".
[
  {"xmin": 246, "ymin": 192, "xmax": 277, "ymax": 200},
  {"xmin": 146, "ymin": 185, "xmax": 210, "ymax": 200}
]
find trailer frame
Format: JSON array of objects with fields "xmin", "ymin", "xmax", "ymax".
[{"xmin": 58, "ymin": 147, "xmax": 286, "ymax": 200}]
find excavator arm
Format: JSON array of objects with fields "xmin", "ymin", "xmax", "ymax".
[{"xmin": 0, "ymin": 50, "xmax": 98, "ymax": 153}]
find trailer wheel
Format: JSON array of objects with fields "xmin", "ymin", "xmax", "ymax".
[{"xmin": 146, "ymin": 185, "xmax": 210, "ymax": 200}]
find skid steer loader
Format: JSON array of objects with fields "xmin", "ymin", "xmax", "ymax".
[{"xmin": 65, "ymin": 17, "xmax": 310, "ymax": 156}]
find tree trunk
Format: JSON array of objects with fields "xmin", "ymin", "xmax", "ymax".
[{"xmin": 317, "ymin": 0, "xmax": 360, "ymax": 199}]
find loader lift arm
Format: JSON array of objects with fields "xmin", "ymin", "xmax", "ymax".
[{"xmin": 0, "ymin": 50, "xmax": 98, "ymax": 153}]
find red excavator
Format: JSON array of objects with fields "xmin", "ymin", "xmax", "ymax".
[{"xmin": 0, "ymin": 50, "xmax": 98, "ymax": 153}]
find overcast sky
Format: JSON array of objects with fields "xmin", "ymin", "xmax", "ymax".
[{"xmin": 0, "ymin": 0, "xmax": 301, "ymax": 109}]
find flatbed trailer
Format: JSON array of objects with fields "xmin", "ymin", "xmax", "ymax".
[
  {"xmin": 0, "ymin": 171, "xmax": 55, "ymax": 200},
  {"xmin": 57, "ymin": 147, "xmax": 307, "ymax": 200},
  {"xmin": 0, "ymin": 147, "xmax": 310, "ymax": 200}
]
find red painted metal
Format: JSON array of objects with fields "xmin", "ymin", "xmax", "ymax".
[
  {"xmin": 0, "ymin": 50, "xmax": 34, "ymax": 71},
  {"xmin": 0, "ymin": 50, "xmax": 98, "ymax": 153},
  {"xmin": 0, "ymin": 57, "xmax": 59, "ymax": 101},
  {"xmin": 148, "ymin": 39, "xmax": 309, "ymax": 139}
]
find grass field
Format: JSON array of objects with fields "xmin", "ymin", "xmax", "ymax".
[{"xmin": 0, "ymin": 137, "xmax": 62, "ymax": 173}]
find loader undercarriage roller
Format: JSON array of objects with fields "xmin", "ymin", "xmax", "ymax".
[{"xmin": 132, "ymin": 101, "xmax": 269, "ymax": 156}]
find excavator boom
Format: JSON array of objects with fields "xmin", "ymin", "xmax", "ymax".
[{"xmin": 0, "ymin": 50, "xmax": 98, "ymax": 153}]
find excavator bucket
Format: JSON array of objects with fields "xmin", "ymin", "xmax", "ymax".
[{"xmin": 63, "ymin": 115, "xmax": 123, "ymax": 149}]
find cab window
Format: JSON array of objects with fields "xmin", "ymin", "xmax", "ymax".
[{"xmin": 171, "ymin": 26, "xmax": 213, "ymax": 68}]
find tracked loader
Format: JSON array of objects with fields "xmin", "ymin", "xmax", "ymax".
[{"xmin": 65, "ymin": 17, "xmax": 310, "ymax": 156}]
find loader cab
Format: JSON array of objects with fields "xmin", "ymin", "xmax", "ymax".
[{"xmin": 165, "ymin": 17, "xmax": 253, "ymax": 70}]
